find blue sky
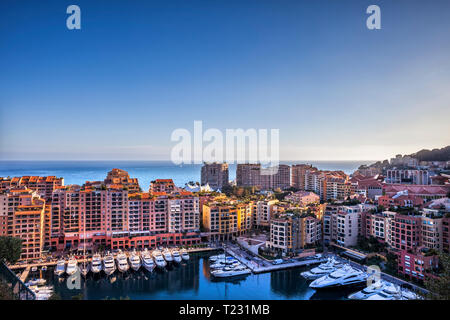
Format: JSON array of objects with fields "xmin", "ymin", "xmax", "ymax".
[{"xmin": 1, "ymin": 0, "xmax": 449, "ymax": 161}]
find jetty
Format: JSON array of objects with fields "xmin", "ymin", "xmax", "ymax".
[{"xmin": 224, "ymin": 245, "xmax": 326, "ymax": 274}]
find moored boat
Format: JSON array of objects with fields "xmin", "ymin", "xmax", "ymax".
[
  {"xmin": 152, "ymin": 250, "xmax": 167, "ymax": 269},
  {"xmin": 116, "ymin": 250, "xmax": 129, "ymax": 273},
  {"xmin": 103, "ymin": 253, "xmax": 116, "ymax": 276},
  {"xmin": 181, "ymin": 248, "xmax": 189, "ymax": 261},
  {"xmin": 129, "ymin": 250, "xmax": 142, "ymax": 271},
  {"xmin": 66, "ymin": 257, "xmax": 78, "ymax": 276},
  {"xmin": 141, "ymin": 249, "xmax": 155, "ymax": 272},
  {"xmin": 54, "ymin": 259, "xmax": 66, "ymax": 276},
  {"xmin": 91, "ymin": 253, "xmax": 103, "ymax": 274}
]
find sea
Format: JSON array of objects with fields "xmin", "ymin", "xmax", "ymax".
[{"xmin": 0, "ymin": 160, "xmax": 373, "ymax": 190}]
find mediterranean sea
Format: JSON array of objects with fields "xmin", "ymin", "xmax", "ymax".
[{"xmin": 0, "ymin": 160, "xmax": 373, "ymax": 189}]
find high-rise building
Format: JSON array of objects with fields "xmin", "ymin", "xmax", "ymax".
[
  {"xmin": 201, "ymin": 162, "xmax": 229, "ymax": 190},
  {"xmin": 291, "ymin": 164, "xmax": 315, "ymax": 190},
  {"xmin": 236, "ymin": 164, "xmax": 290, "ymax": 190}
]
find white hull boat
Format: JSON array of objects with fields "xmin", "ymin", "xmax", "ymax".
[
  {"xmin": 181, "ymin": 249, "xmax": 189, "ymax": 261},
  {"xmin": 54, "ymin": 260, "xmax": 66, "ymax": 276},
  {"xmin": 66, "ymin": 258, "xmax": 78, "ymax": 276},
  {"xmin": 152, "ymin": 250, "xmax": 167, "ymax": 269},
  {"xmin": 129, "ymin": 251, "xmax": 142, "ymax": 271},
  {"xmin": 310, "ymin": 265, "xmax": 368, "ymax": 289},
  {"xmin": 116, "ymin": 251, "xmax": 129, "ymax": 273},
  {"xmin": 103, "ymin": 254, "xmax": 116, "ymax": 276},
  {"xmin": 91, "ymin": 254, "xmax": 103, "ymax": 274},
  {"xmin": 142, "ymin": 249, "xmax": 155, "ymax": 272}
]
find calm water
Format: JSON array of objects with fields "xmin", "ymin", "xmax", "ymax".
[
  {"xmin": 0, "ymin": 160, "xmax": 372, "ymax": 189},
  {"xmin": 39, "ymin": 252, "xmax": 350, "ymax": 300}
]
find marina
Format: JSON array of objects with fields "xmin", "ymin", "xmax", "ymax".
[{"xmin": 31, "ymin": 251, "xmax": 350, "ymax": 300}]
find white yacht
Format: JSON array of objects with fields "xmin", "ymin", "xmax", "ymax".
[
  {"xmin": 362, "ymin": 282, "xmax": 419, "ymax": 300},
  {"xmin": 66, "ymin": 257, "xmax": 78, "ymax": 276},
  {"xmin": 211, "ymin": 267, "xmax": 251, "ymax": 278},
  {"xmin": 162, "ymin": 248, "xmax": 173, "ymax": 263},
  {"xmin": 141, "ymin": 249, "xmax": 155, "ymax": 272},
  {"xmin": 91, "ymin": 253, "xmax": 103, "ymax": 274},
  {"xmin": 309, "ymin": 265, "xmax": 368, "ymax": 289},
  {"xmin": 348, "ymin": 280, "xmax": 385, "ymax": 299},
  {"xmin": 181, "ymin": 248, "xmax": 189, "ymax": 261},
  {"xmin": 152, "ymin": 250, "xmax": 167, "ymax": 268},
  {"xmin": 209, "ymin": 254, "xmax": 225, "ymax": 262},
  {"xmin": 103, "ymin": 253, "xmax": 116, "ymax": 276},
  {"xmin": 129, "ymin": 251, "xmax": 141, "ymax": 271},
  {"xmin": 116, "ymin": 251, "xmax": 129, "ymax": 273},
  {"xmin": 301, "ymin": 258, "xmax": 343, "ymax": 280},
  {"xmin": 171, "ymin": 249, "xmax": 182, "ymax": 263},
  {"xmin": 54, "ymin": 259, "xmax": 66, "ymax": 276}
]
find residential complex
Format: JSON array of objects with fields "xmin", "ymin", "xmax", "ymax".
[{"xmin": 201, "ymin": 162, "xmax": 229, "ymax": 190}]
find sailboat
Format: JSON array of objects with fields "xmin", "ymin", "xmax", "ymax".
[{"xmin": 80, "ymin": 213, "xmax": 90, "ymax": 277}]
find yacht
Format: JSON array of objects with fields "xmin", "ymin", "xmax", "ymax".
[
  {"xmin": 129, "ymin": 251, "xmax": 142, "ymax": 271},
  {"xmin": 116, "ymin": 251, "xmax": 129, "ymax": 273},
  {"xmin": 91, "ymin": 253, "xmax": 103, "ymax": 274},
  {"xmin": 301, "ymin": 258, "xmax": 343, "ymax": 280},
  {"xmin": 141, "ymin": 249, "xmax": 155, "ymax": 272},
  {"xmin": 66, "ymin": 257, "xmax": 78, "ymax": 276},
  {"xmin": 171, "ymin": 249, "xmax": 182, "ymax": 263},
  {"xmin": 162, "ymin": 249, "xmax": 173, "ymax": 263},
  {"xmin": 103, "ymin": 253, "xmax": 116, "ymax": 276},
  {"xmin": 309, "ymin": 265, "xmax": 368, "ymax": 289},
  {"xmin": 362, "ymin": 282, "xmax": 418, "ymax": 300},
  {"xmin": 209, "ymin": 254, "xmax": 225, "ymax": 262},
  {"xmin": 152, "ymin": 250, "xmax": 167, "ymax": 269},
  {"xmin": 348, "ymin": 280, "xmax": 385, "ymax": 299},
  {"xmin": 181, "ymin": 248, "xmax": 189, "ymax": 261},
  {"xmin": 54, "ymin": 259, "xmax": 66, "ymax": 276},
  {"xmin": 211, "ymin": 267, "xmax": 251, "ymax": 278}
]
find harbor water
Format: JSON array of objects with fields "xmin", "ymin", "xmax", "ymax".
[{"xmin": 37, "ymin": 252, "xmax": 351, "ymax": 300}]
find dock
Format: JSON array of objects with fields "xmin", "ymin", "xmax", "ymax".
[{"xmin": 224, "ymin": 246, "xmax": 326, "ymax": 274}]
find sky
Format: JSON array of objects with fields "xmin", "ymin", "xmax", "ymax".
[{"xmin": 1, "ymin": 0, "xmax": 449, "ymax": 161}]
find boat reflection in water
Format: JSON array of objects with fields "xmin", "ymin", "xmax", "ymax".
[{"xmin": 45, "ymin": 252, "xmax": 348, "ymax": 300}]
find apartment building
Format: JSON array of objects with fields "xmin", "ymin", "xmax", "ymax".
[
  {"xmin": 0, "ymin": 176, "xmax": 63, "ymax": 201},
  {"xmin": 167, "ymin": 193, "xmax": 200, "ymax": 233},
  {"xmin": 252, "ymin": 199, "xmax": 278, "ymax": 228},
  {"xmin": 104, "ymin": 168, "xmax": 140, "ymax": 193},
  {"xmin": 386, "ymin": 169, "xmax": 431, "ymax": 185},
  {"xmin": 201, "ymin": 162, "xmax": 229, "ymax": 190},
  {"xmin": 285, "ymin": 191, "xmax": 320, "ymax": 206},
  {"xmin": 236, "ymin": 164, "xmax": 290, "ymax": 190},
  {"xmin": 12, "ymin": 197, "xmax": 46, "ymax": 260},
  {"xmin": 267, "ymin": 212, "xmax": 321, "ymax": 254},
  {"xmin": 291, "ymin": 164, "xmax": 315, "ymax": 190},
  {"xmin": 202, "ymin": 201, "xmax": 252, "ymax": 241},
  {"xmin": 150, "ymin": 179, "xmax": 176, "ymax": 193}
]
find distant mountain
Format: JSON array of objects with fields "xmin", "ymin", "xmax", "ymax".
[{"xmin": 409, "ymin": 146, "xmax": 450, "ymax": 162}]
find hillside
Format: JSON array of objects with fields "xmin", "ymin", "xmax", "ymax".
[{"xmin": 409, "ymin": 146, "xmax": 450, "ymax": 162}]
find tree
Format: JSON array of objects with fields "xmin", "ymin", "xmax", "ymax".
[
  {"xmin": 0, "ymin": 236, "xmax": 23, "ymax": 264},
  {"xmin": 424, "ymin": 253, "xmax": 450, "ymax": 300},
  {"xmin": 0, "ymin": 280, "xmax": 14, "ymax": 300}
]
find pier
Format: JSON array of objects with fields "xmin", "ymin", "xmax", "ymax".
[{"xmin": 223, "ymin": 244, "xmax": 326, "ymax": 274}]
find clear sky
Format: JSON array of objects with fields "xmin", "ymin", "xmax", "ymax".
[{"xmin": 1, "ymin": 0, "xmax": 449, "ymax": 161}]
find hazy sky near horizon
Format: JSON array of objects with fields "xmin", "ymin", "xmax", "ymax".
[{"xmin": 1, "ymin": 0, "xmax": 450, "ymax": 161}]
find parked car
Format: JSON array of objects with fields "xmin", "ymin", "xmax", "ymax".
[{"xmin": 272, "ymin": 259, "xmax": 284, "ymax": 265}]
